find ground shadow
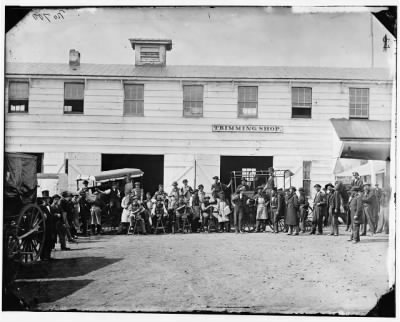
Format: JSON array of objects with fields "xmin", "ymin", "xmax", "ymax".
[
  {"xmin": 15, "ymin": 257, "xmax": 122, "ymax": 279},
  {"xmin": 4, "ymin": 279, "xmax": 94, "ymax": 310}
]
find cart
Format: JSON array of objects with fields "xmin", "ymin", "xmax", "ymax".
[
  {"xmin": 4, "ymin": 153, "xmax": 46, "ymax": 263},
  {"xmin": 230, "ymin": 168, "xmax": 294, "ymax": 232},
  {"xmin": 76, "ymin": 168, "xmax": 144, "ymax": 232}
]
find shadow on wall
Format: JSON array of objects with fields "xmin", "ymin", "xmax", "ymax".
[{"xmin": 16, "ymin": 256, "xmax": 123, "ymax": 279}]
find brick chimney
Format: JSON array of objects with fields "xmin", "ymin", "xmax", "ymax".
[
  {"xmin": 129, "ymin": 38, "xmax": 172, "ymax": 66},
  {"xmin": 69, "ymin": 49, "xmax": 80, "ymax": 69}
]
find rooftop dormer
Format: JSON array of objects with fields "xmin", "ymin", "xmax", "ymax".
[{"xmin": 129, "ymin": 38, "xmax": 172, "ymax": 66}]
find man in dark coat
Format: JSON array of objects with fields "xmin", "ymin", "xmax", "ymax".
[
  {"xmin": 351, "ymin": 172, "xmax": 364, "ymax": 189},
  {"xmin": 298, "ymin": 187, "xmax": 309, "ymax": 233},
  {"xmin": 39, "ymin": 190, "xmax": 56, "ymax": 260},
  {"xmin": 361, "ymin": 183, "xmax": 378, "ymax": 236},
  {"xmin": 310, "ymin": 184, "xmax": 326, "ymax": 235},
  {"xmin": 348, "ymin": 186, "xmax": 364, "ymax": 243},
  {"xmin": 232, "ymin": 186, "xmax": 248, "ymax": 233},
  {"xmin": 285, "ymin": 186, "xmax": 299, "ymax": 235},
  {"xmin": 211, "ymin": 176, "xmax": 231, "ymax": 201}
]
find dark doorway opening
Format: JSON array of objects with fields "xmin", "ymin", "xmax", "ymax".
[
  {"xmin": 220, "ymin": 155, "xmax": 273, "ymax": 187},
  {"xmin": 101, "ymin": 154, "xmax": 164, "ymax": 194}
]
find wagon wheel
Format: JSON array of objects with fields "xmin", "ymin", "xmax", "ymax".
[{"xmin": 15, "ymin": 204, "xmax": 46, "ymax": 264}]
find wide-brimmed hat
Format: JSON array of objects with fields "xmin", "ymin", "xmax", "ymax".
[
  {"xmin": 325, "ymin": 183, "xmax": 334, "ymax": 190},
  {"xmin": 314, "ymin": 184, "xmax": 321, "ymax": 188},
  {"xmin": 212, "ymin": 176, "xmax": 219, "ymax": 180}
]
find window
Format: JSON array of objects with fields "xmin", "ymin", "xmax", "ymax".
[
  {"xmin": 238, "ymin": 86, "xmax": 258, "ymax": 117},
  {"xmin": 349, "ymin": 88, "xmax": 369, "ymax": 119},
  {"xmin": 124, "ymin": 84, "xmax": 144, "ymax": 116},
  {"xmin": 303, "ymin": 161, "xmax": 312, "ymax": 197},
  {"xmin": 242, "ymin": 168, "xmax": 257, "ymax": 184},
  {"xmin": 140, "ymin": 46, "xmax": 160, "ymax": 63},
  {"xmin": 64, "ymin": 83, "xmax": 84, "ymax": 114},
  {"xmin": 23, "ymin": 153, "xmax": 44, "ymax": 173},
  {"xmin": 183, "ymin": 85, "xmax": 203, "ymax": 117},
  {"xmin": 292, "ymin": 87, "xmax": 312, "ymax": 118},
  {"xmin": 8, "ymin": 81, "xmax": 29, "ymax": 113}
]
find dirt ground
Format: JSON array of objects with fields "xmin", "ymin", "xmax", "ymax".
[{"xmin": 11, "ymin": 227, "xmax": 391, "ymax": 315}]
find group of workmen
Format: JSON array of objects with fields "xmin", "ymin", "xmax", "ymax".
[{"xmin": 37, "ymin": 169, "xmax": 390, "ymax": 260}]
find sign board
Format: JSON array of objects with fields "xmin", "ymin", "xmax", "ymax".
[{"xmin": 212, "ymin": 124, "xmax": 283, "ymax": 133}]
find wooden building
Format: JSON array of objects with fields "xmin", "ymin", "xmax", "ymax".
[{"xmin": 5, "ymin": 39, "xmax": 393, "ymax": 195}]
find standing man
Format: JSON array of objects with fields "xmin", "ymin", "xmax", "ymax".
[
  {"xmin": 232, "ymin": 186, "xmax": 248, "ymax": 233},
  {"xmin": 351, "ymin": 172, "xmax": 364, "ymax": 190},
  {"xmin": 180, "ymin": 179, "xmax": 193, "ymax": 203},
  {"xmin": 211, "ymin": 176, "xmax": 231, "ymax": 201},
  {"xmin": 263, "ymin": 167, "xmax": 276, "ymax": 194},
  {"xmin": 98, "ymin": 181, "xmax": 122, "ymax": 229},
  {"xmin": 190, "ymin": 189, "xmax": 201, "ymax": 232},
  {"xmin": 39, "ymin": 191, "xmax": 56, "ymax": 260},
  {"xmin": 298, "ymin": 187, "xmax": 309, "ymax": 234},
  {"xmin": 310, "ymin": 184, "xmax": 326, "ymax": 235},
  {"xmin": 348, "ymin": 187, "xmax": 364, "ymax": 243},
  {"xmin": 361, "ymin": 183, "xmax": 378, "ymax": 236},
  {"xmin": 236, "ymin": 177, "xmax": 250, "ymax": 192}
]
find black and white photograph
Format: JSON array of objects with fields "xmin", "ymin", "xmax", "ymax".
[{"xmin": 1, "ymin": 3, "xmax": 397, "ymax": 319}]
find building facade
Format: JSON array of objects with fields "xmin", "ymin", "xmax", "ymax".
[{"xmin": 4, "ymin": 39, "xmax": 393, "ymax": 195}]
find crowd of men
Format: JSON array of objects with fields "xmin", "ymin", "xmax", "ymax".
[{"xmin": 37, "ymin": 169, "xmax": 391, "ymax": 260}]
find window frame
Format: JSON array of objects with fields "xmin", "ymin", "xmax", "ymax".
[
  {"xmin": 237, "ymin": 86, "xmax": 258, "ymax": 118},
  {"xmin": 291, "ymin": 87, "xmax": 312, "ymax": 119},
  {"xmin": 182, "ymin": 84, "xmax": 204, "ymax": 118},
  {"xmin": 349, "ymin": 87, "xmax": 369, "ymax": 119},
  {"xmin": 123, "ymin": 83, "xmax": 145, "ymax": 117},
  {"xmin": 64, "ymin": 82, "xmax": 85, "ymax": 115},
  {"xmin": 8, "ymin": 80, "xmax": 30, "ymax": 114}
]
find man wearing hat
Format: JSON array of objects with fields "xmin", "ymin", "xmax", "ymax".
[
  {"xmin": 348, "ymin": 186, "xmax": 364, "ymax": 243},
  {"xmin": 351, "ymin": 172, "xmax": 364, "ymax": 189},
  {"xmin": 262, "ymin": 167, "xmax": 276, "ymax": 194},
  {"xmin": 39, "ymin": 190, "xmax": 57, "ymax": 260},
  {"xmin": 285, "ymin": 186, "xmax": 299, "ymax": 235},
  {"xmin": 361, "ymin": 183, "xmax": 378, "ymax": 236},
  {"xmin": 132, "ymin": 182, "xmax": 144, "ymax": 203},
  {"xmin": 167, "ymin": 181, "xmax": 180, "ymax": 232},
  {"xmin": 189, "ymin": 189, "xmax": 201, "ymax": 232},
  {"xmin": 197, "ymin": 184, "xmax": 206, "ymax": 203},
  {"xmin": 310, "ymin": 184, "xmax": 326, "ymax": 235},
  {"xmin": 180, "ymin": 179, "xmax": 194, "ymax": 203},
  {"xmin": 211, "ymin": 176, "xmax": 231, "ymax": 201},
  {"xmin": 153, "ymin": 184, "xmax": 168, "ymax": 202},
  {"xmin": 232, "ymin": 186, "xmax": 248, "ymax": 233},
  {"xmin": 236, "ymin": 178, "xmax": 250, "ymax": 193},
  {"xmin": 325, "ymin": 184, "xmax": 337, "ymax": 236},
  {"xmin": 298, "ymin": 187, "xmax": 309, "ymax": 234}
]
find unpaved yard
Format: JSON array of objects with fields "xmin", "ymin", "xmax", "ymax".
[{"xmin": 12, "ymin": 228, "xmax": 391, "ymax": 315}]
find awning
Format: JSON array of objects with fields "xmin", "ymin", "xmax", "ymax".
[{"xmin": 331, "ymin": 118, "xmax": 391, "ymax": 161}]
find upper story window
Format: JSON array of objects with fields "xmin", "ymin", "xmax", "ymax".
[
  {"xmin": 124, "ymin": 84, "xmax": 144, "ymax": 116},
  {"xmin": 292, "ymin": 87, "xmax": 312, "ymax": 118},
  {"xmin": 8, "ymin": 81, "xmax": 29, "ymax": 113},
  {"xmin": 349, "ymin": 88, "xmax": 369, "ymax": 119},
  {"xmin": 238, "ymin": 86, "xmax": 258, "ymax": 118},
  {"xmin": 183, "ymin": 85, "xmax": 203, "ymax": 117},
  {"xmin": 64, "ymin": 83, "xmax": 84, "ymax": 114}
]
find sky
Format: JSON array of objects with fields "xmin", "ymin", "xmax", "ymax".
[{"xmin": 5, "ymin": 7, "xmax": 396, "ymax": 69}]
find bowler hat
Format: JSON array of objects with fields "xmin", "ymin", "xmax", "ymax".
[
  {"xmin": 182, "ymin": 179, "xmax": 188, "ymax": 183},
  {"xmin": 41, "ymin": 190, "xmax": 50, "ymax": 198},
  {"xmin": 172, "ymin": 181, "xmax": 178, "ymax": 186},
  {"xmin": 314, "ymin": 184, "xmax": 321, "ymax": 188},
  {"xmin": 52, "ymin": 194, "xmax": 61, "ymax": 199},
  {"xmin": 212, "ymin": 176, "xmax": 219, "ymax": 180},
  {"xmin": 61, "ymin": 191, "xmax": 71, "ymax": 198}
]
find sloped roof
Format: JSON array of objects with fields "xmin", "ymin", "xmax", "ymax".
[
  {"xmin": 331, "ymin": 118, "xmax": 391, "ymax": 140},
  {"xmin": 5, "ymin": 62, "xmax": 393, "ymax": 81}
]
